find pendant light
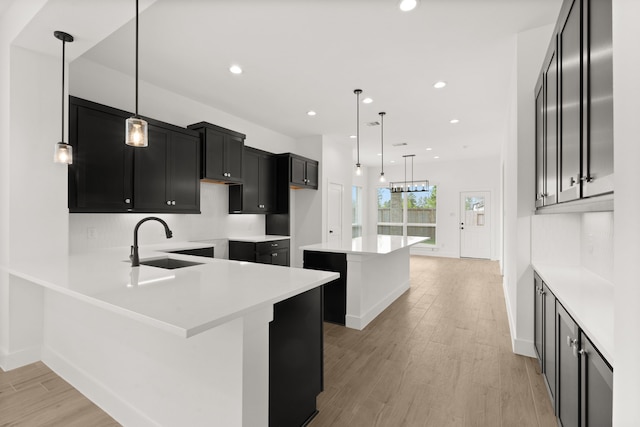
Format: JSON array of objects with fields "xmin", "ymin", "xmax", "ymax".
[
  {"xmin": 53, "ymin": 31, "xmax": 74, "ymax": 164},
  {"xmin": 379, "ymin": 112, "xmax": 386, "ymax": 182},
  {"xmin": 389, "ymin": 154, "xmax": 429, "ymax": 193},
  {"xmin": 354, "ymin": 89, "xmax": 362, "ymax": 176},
  {"xmin": 125, "ymin": 0, "xmax": 148, "ymax": 147}
]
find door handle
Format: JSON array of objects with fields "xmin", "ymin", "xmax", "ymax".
[{"xmin": 329, "ymin": 230, "xmax": 333, "ymax": 234}]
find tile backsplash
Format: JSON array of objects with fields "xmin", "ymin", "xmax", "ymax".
[{"xmin": 69, "ymin": 183, "xmax": 265, "ymax": 258}]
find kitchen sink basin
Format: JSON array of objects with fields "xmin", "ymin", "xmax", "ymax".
[{"xmin": 138, "ymin": 257, "xmax": 203, "ymax": 270}]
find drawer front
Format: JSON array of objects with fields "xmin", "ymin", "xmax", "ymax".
[{"xmin": 256, "ymin": 239, "xmax": 290, "ymax": 254}]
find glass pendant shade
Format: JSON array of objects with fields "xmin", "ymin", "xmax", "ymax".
[
  {"xmin": 125, "ymin": 117, "xmax": 148, "ymax": 147},
  {"xmin": 54, "ymin": 142, "xmax": 73, "ymax": 164},
  {"xmin": 379, "ymin": 172, "xmax": 386, "ymax": 183},
  {"xmin": 355, "ymin": 164, "xmax": 362, "ymax": 176}
]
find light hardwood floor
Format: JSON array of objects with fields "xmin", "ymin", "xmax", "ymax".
[{"xmin": 0, "ymin": 256, "xmax": 555, "ymax": 426}]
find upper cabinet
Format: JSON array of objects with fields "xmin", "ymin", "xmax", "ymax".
[
  {"xmin": 286, "ymin": 154, "xmax": 318, "ymax": 190},
  {"xmin": 187, "ymin": 122, "xmax": 244, "ymax": 184},
  {"xmin": 68, "ymin": 97, "xmax": 201, "ymax": 214},
  {"xmin": 229, "ymin": 147, "xmax": 279, "ymax": 214},
  {"xmin": 535, "ymin": 0, "xmax": 613, "ymax": 211}
]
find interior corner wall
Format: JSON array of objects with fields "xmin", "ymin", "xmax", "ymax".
[
  {"xmin": 502, "ymin": 23, "xmax": 554, "ymax": 357},
  {"xmin": 321, "ymin": 136, "xmax": 353, "ymax": 245},
  {"xmin": 612, "ymin": 0, "xmax": 640, "ymax": 423}
]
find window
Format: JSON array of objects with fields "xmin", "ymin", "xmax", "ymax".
[
  {"xmin": 352, "ymin": 186, "xmax": 363, "ymax": 238},
  {"xmin": 377, "ymin": 185, "xmax": 437, "ymax": 244}
]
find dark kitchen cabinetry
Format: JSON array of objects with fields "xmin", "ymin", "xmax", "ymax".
[
  {"xmin": 133, "ymin": 123, "xmax": 200, "ymax": 213},
  {"xmin": 229, "ymin": 238, "xmax": 290, "ymax": 267},
  {"xmin": 68, "ymin": 97, "xmax": 200, "ymax": 214},
  {"xmin": 303, "ymin": 251, "xmax": 347, "ymax": 325},
  {"xmin": 535, "ymin": 0, "xmax": 613, "ymax": 210},
  {"xmin": 289, "ymin": 154, "xmax": 318, "ymax": 189},
  {"xmin": 558, "ymin": 304, "xmax": 580, "ymax": 427},
  {"xmin": 580, "ymin": 331, "xmax": 613, "ymax": 427},
  {"xmin": 229, "ymin": 147, "xmax": 278, "ymax": 214},
  {"xmin": 187, "ymin": 122, "xmax": 244, "ymax": 184},
  {"xmin": 270, "ymin": 286, "xmax": 323, "ymax": 427},
  {"xmin": 534, "ymin": 273, "xmax": 557, "ymax": 408}
]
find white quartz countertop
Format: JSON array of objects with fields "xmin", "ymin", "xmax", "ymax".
[
  {"xmin": 533, "ymin": 263, "xmax": 614, "ymax": 364},
  {"xmin": 300, "ymin": 235, "xmax": 426, "ymax": 255},
  {"xmin": 228, "ymin": 235, "xmax": 290, "ymax": 243},
  {"xmin": 6, "ymin": 243, "xmax": 337, "ymax": 339}
]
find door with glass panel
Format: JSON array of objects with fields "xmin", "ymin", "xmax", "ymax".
[{"xmin": 460, "ymin": 191, "xmax": 491, "ymax": 259}]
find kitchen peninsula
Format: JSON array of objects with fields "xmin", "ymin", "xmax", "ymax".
[
  {"xmin": 301, "ymin": 235, "xmax": 424, "ymax": 330},
  {"xmin": 5, "ymin": 243, "xmax": 338, "ymax": 427}
]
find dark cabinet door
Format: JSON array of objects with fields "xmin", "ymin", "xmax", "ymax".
[
  {"xmin": 229, "ymin": 148, "xmax": 278, "ymax": 214},
  {"xmin": 305, "ymin": 160, "xmax": 319, "ymax": 188},
  {"xmin": 269, "ymin": 287, "xmax": 323, "ymax": 427},
  {"xmin": 544, "ymin": 47, "xmax": 559, "ymax": 206},
  {"xmin": 543, "ymin": 283, "xmax": 556, "ymax": 407},
  {"xmin": 580, "ymin": 332, "xmax": 612, "ymax": 427},
  {"xmin": 535, "ymin": 79, "xmax": 545, "ymax": 207},
  {"xmin": 169, "ymin": 131, "xmax": 200, "ymax": 213},
  {"xmin": 203, "ymin": 128, "xmax": 226, "ymax": 181},
  {"xmin": 534, "ymin": 273, "xmax": 544, "ymax": 366},
  {"xmin": 559, "ymin": 0, "xmax": 582, "ymax": 203},
  {"xmin": 134, "ymin": 125, "xmax": 171, "ymax": 212},
  {"xmin": 243, "ymin": 149, "xmax": 261, "ymax": 212},
  {"xmin": 259, "ymin": 154, "xmax": 276, "ymax": 212},
  {"xmin": 290, "ymin": 156, "xmax": 307, "ymax": 187},
  {"xmin": 583, "ymin": 0, "xmax": 613, "ymax": 198},
  {"xmin": 226, "ymin": 134, "xmax": 244, "ymax": 182},
  {"xmin": 558, "ymin": 304, "xmax": 580, "ymax": 427},
  {"xmin": 69, "ymin": 99, "xmax": 133, "ymax": 212}
]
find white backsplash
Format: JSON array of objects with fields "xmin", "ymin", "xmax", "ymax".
[
  {"xmin": 69, "ymin": 183, "xmax": 265, "ymax": 258},
  {"xmin": 531, "ymin": 211, "xmax": 614, "ymax": 283}
]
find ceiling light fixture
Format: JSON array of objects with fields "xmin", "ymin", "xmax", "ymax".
[
  {"xmin": 390, "ymin": 154, "xmax": 429, "ymax": 193},
  {"xmin": 379, "ymin": 112, "xmax": 386, "ymax": 183},
  {"xmin": 434, "ymin": 156, "xmax": 440, "ymax": 159},
  {"xmin": 399, "ymin": 0, "xmax": 418, "ymax": 12},
  {"xmin": 307, "ymin": 111, "xmax": 317, "ymax": 116},
  {"xmin": 433, "ymin": 81, "xmax": 447, "ymax": 89},
  {"xmin": 354, "ymin": 89, "xmax": 363, "ymax": 176},
  {"xmin": 350, "ymin": 135, "xmax": 356, "ymax": 139},
  {"xmin": 363, "ymin": 97, "xmax": 373, "ymax": 104},
  {"xmin": 53, "ymin": 30, "xmax": 74, "ymax": 164},
  {"xmin": 450, "ymin": 119, "xmax": 460, "ymax": 124},
  {"xmin": 426, "ymin": 147, "xmax": 432, "ymax": 151},
  {"xmin": 229, "ymin": 65, "xmax": 243, "ymax": 74},
  {"xmin": 125, "ymin": 0, "xmax": 148, "ymax": 147}
]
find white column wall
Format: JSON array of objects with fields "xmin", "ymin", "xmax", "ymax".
[{"xmin": 612, "ymin": 0, "xmax": 640, "ymax": 424}]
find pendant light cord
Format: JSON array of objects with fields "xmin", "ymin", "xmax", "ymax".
[
  {"xmin": 380, "ymin": 112, "xmax": 385, "ymax": 176},
  {"xmin": 135, "ymin": 0, "xmax": 139, "ymax": 118},
  {"xmin": 61, "ymin": 38, "xmax": 66, "ymax": 142},
  {"xmin": 354, "ymin": 89, "xmax": 362, "ymax": 167}
]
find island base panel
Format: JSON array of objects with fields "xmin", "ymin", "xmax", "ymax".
[{"xmin": 303, "ymin": 251, "xmax": 347, "ymax": 325}]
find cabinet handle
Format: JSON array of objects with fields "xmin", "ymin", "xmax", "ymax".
[
  {"xmin": 272, "ymin": 252, "xmax": 278, "ymax": 257},
  {"xmin": 580, "ymin": 175, "xmax": 593, "ymax": 183},
  {"xmin": 125, "ymin": 198, "xmax": 131, "ymax": 204},
  {"xmin": 166, "ymin": 201, "xmax": 171, "ymax": 205},
  {"xmin": 271, "ymin": 243, "xmax": 278, "ymax": 247},
  {"xmin": 566, "ymin": 336, "xmax": 575, "ymax": 348},
  {"xmin": 573, "ymin": 344, "xmax": 586, "ymax": 358},
  {"xmin": 172, "ymin": 201, "xmax": 176, "ymax": 206},
  {"xmin": 570, "ymin": 176, "xmax": 576, "ymax": 186}
]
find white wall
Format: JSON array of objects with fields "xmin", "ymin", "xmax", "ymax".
[
  {"xmin": 68, "ymin": 58, "xmax": 299, "ymax": 256},
  {"xmin": 363, "ymin": 156, "xmax": 501, "ymax": 260},
  {"xmin": 612, "ymin": 0, "xmax": 640, "ymax": 423},
  {"xmin": 502, "ymin": 24, "xmax": 554, "ymax": 357}
]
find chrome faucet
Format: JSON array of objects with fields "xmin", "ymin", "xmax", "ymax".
[{"xmin": 130, "ymin": 217, "xmax": 173, "ymax": 267}]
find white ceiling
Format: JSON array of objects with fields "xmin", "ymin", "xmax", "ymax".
[{"xmin": 13, "ymin": 0, "xmax": 562, "ymax": 166}]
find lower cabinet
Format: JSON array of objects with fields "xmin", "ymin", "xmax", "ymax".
[
  {"xmin": 536, "ymin": 277, "xmax": 613, "ymax": 427},
  {"xmin": 228, "ymin": 239, "xmax": 290, "ymax": 267},
  {"xmin": 303, "ymin": 251, "xmax": 347, "ymax": 325},
  {"xmin": 269, "ymin": 286, "xmax": 323, "ymax": 427}
]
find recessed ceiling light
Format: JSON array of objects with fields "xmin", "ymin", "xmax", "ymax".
[
  {"xmin": 433, "ymin": 81, "xmax": 446, "ymax": 89},
  {"xmin": 229, "ymin": 65, "xmax": 243, "ymax": 74},
  {"xmin": 434, "ymin": 156, "xmax": 440, "ymax": 159},
  {"xmin": 377, "ymin": 153, "xmax": 382, "ymax": 156},
  {"xmin": 450, "ymin": 119, "xmax": 460, "ymax": 124},
  {"xmin": 426, "ymin": 147, "xmax": 432, "ymax": 151},
  {"xmin": 390, "ymin": 160, "xmax": 396, "ymax": 163},
  {"xmin": 399, "ymin": 0, "xmax": 418, "ymax": 12},
  {"xmin": 307, "ymin": 111, "xmax": 317, "ymax": 116},
  {"xmin": 362, "ymin": 98, "xmax": 373, "ymax": 104},
  {"xmin": 350, "ymin": 135, "xmax": 357, "ymax": 139}
]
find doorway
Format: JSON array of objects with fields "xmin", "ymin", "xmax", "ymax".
[
  {"xmin": 460, "ymin": 191, "xmax": 491, "ymax": 259},
  {"xmin": 328, "ymin": 183, "xmax": 343, "ymax": 243}
]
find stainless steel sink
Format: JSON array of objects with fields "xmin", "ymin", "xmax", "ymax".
[{"xmin": 138, "ymin": 257, "xmax": 203, "ymax": 270}]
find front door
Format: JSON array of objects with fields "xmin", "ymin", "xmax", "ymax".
[
  {"xmin": 328, "ymin": 183, "xmax": 343, "ymax": 243},
  {"xmin": 460, "ymin": 191, "xmax": 491, "ymax": 259}
]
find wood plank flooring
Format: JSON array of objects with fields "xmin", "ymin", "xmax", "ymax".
[
  {"xmin": 0, "ymin": 256, "xmax": 555, "ymax": 426},
  {"xmin": 309, "ymin": 256, "xmax": 556, "ymax": 427}
]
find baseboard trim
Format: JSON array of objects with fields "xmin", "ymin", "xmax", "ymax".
[
  {"xmin": 501, "ymin": 278, "xmax": 536, "ymax": 357},
  {"xmin": 0, "ymin": 345, "xmax": 41, "ymax": 371},
  {"xmin": 345, "ymin": 280, "xmax": 410, "ymax": 330},
  {"xmin": 42, "ymin": 347, "xmax": 158, "ymax": 427},
  {"xmin": 410, "ymin": 247, "xmax": 458, "ymax": 258}
]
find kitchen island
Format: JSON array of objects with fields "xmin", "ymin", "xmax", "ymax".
[
  {"xmin": 4, "ymin": 243, "xmax": 338, "ymax": 427},
  {"xmin": 301, "ymin": 235, "xmax": 425, "ymax": 330}
]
